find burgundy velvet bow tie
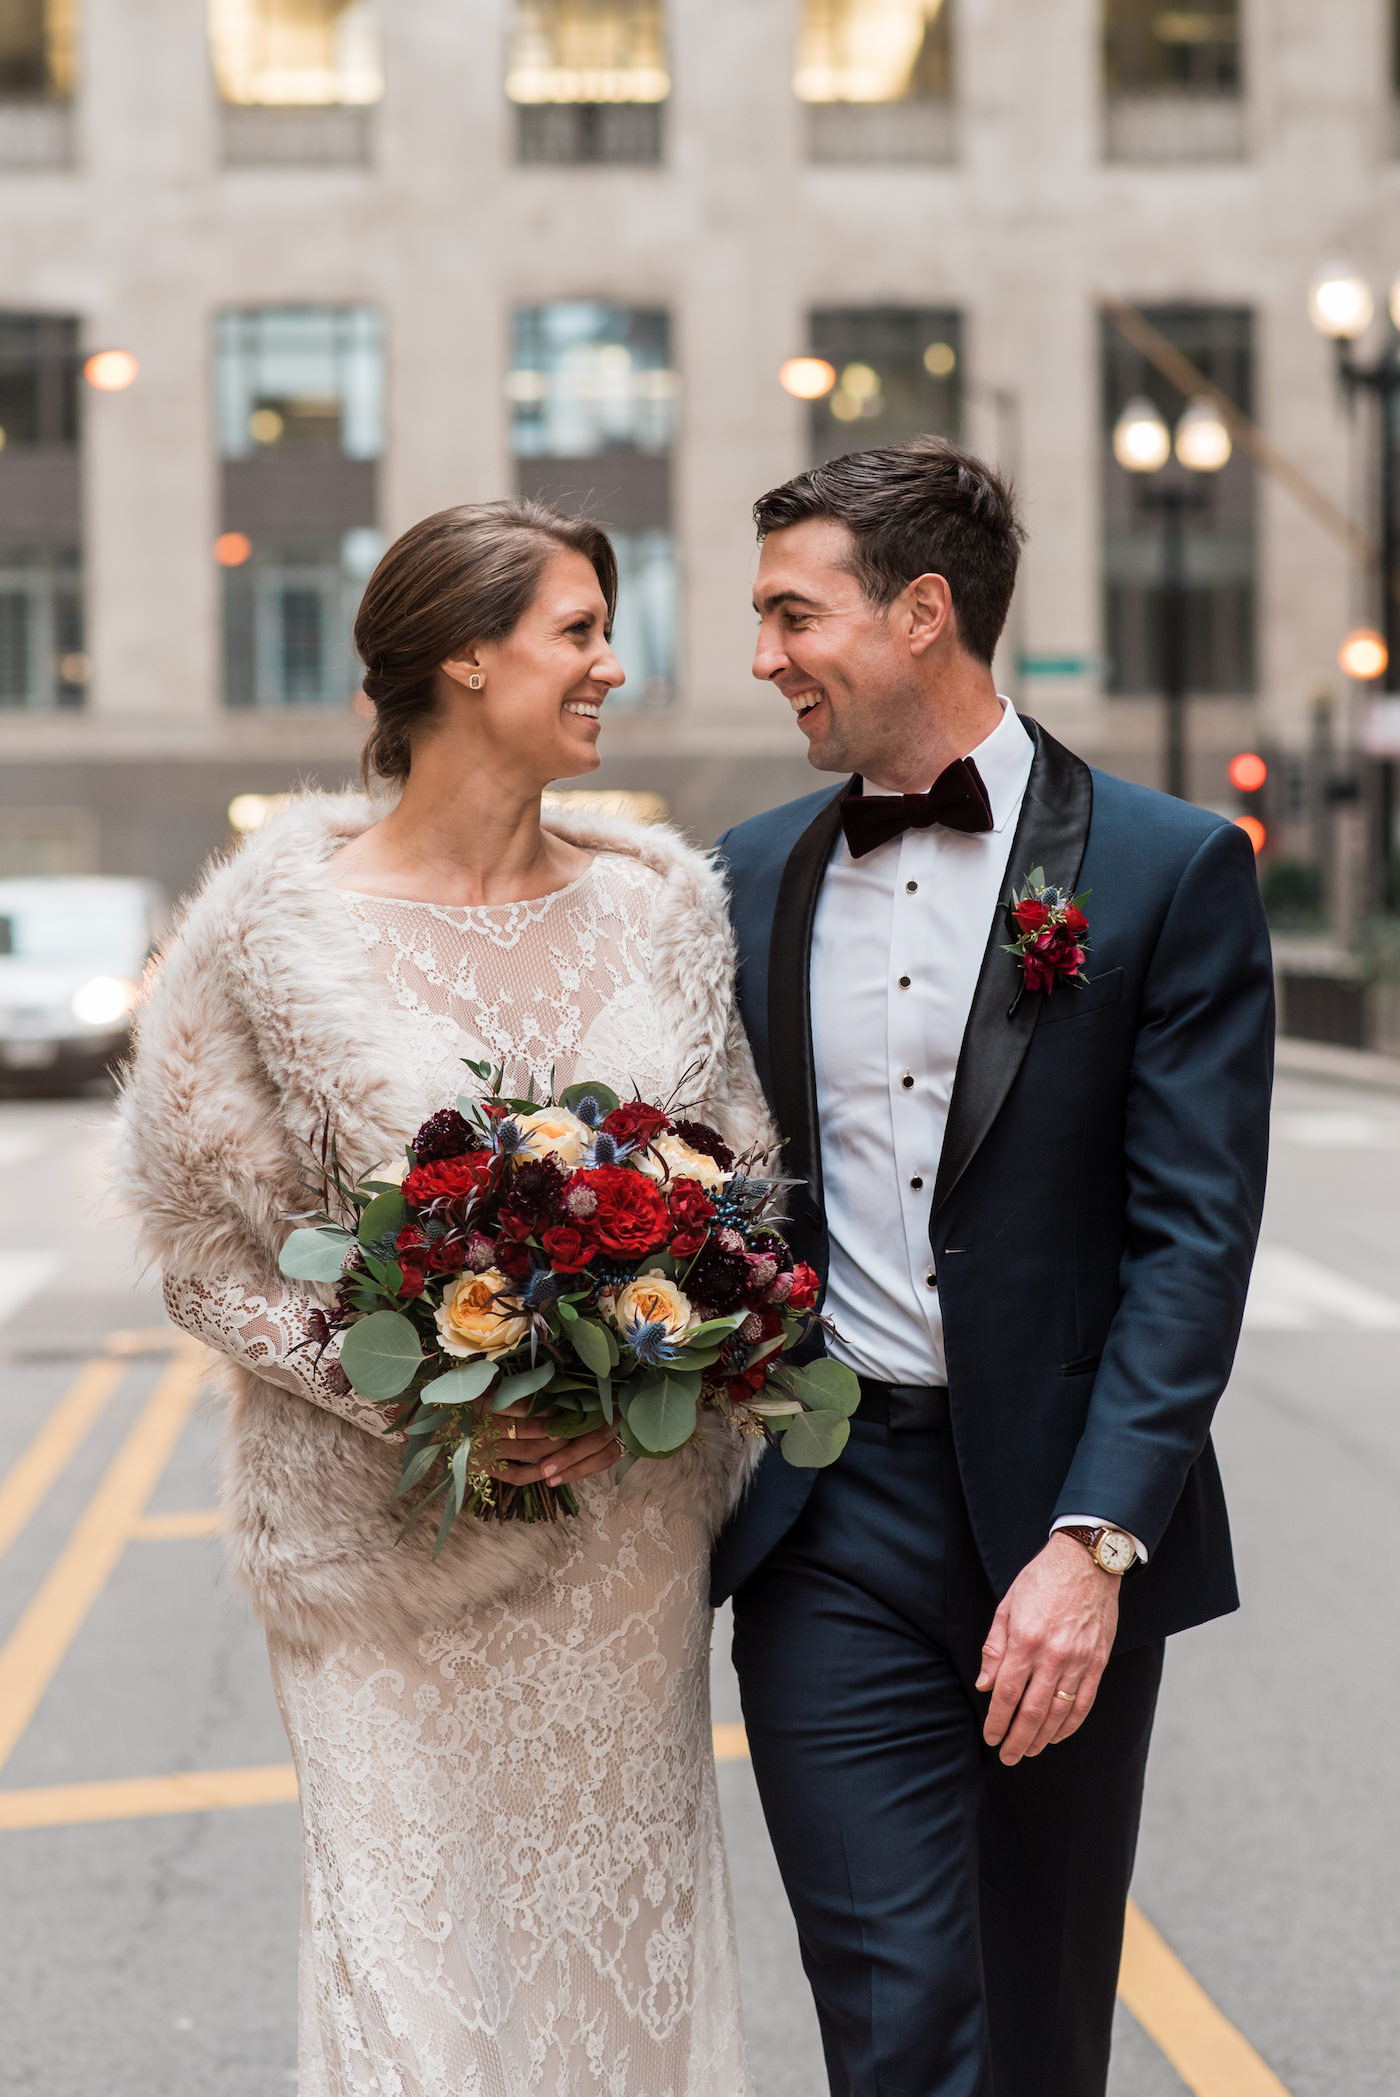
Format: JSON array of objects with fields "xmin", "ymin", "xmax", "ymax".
[{"xmin": 839, "ymin": 758, "xmax": 994, "ymax": 860}]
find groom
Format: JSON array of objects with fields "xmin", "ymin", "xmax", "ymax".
[{"xmin": 711, "ymin": 437, "xmax": 1273, "ymax": 2096}]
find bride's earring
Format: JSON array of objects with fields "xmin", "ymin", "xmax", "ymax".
[{"xmin": 467, "ymin": 673, "xmax": 485, "ymax": 691}]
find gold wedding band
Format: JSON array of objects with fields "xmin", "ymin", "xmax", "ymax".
[
  {"xmin": 1054, "ymin": 1688, "xmax": 1076, "ymax": 1702},
  {"xmin": 505, "ymin": 1422, "xmax": 516, "ymax": 1439}
]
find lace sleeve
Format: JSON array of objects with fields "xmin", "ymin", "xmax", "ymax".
[{"xmin": 162, "ymin": 1273, "xmax": 398, "ymax": 1440}]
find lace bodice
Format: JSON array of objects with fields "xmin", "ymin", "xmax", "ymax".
[{"xmin": 162, "ymin": 853, "xmax": 672, "ymax": 1420}]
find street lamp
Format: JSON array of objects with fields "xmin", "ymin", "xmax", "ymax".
[
  {"xmin": 1308, "ymin": 256, "xmax": 1400, "ymax": 908},
  {"xmin": 1112, "ymin": 392, "xmax": 1233, "ymax": 801}
]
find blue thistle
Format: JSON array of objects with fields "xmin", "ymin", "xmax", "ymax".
[
  {"xmin": 581, "ymin": 1130, "xmax": 634, "ymax": 1169},
  {"xmin": 523, "ymin": 1266, "xmax": 562, "ymax": 1312},
  {"xmin": 573, "ymin": 1093, "xmax": 605, "ymax": 1129},
  {"xmin": 490, "ymin": 1116, "xmax": 528, "ymax": 1158},
  {"xmin": 626, "ymin": 1319, "xmax": 685, "ymax": 1367}
]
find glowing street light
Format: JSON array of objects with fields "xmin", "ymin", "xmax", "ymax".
[
  {"xmin": 83, "ymin": 350, "xmax": 139, "ymax": 392},
  {"xmin": 1307, "ymin": 260, "xmax": 1375, "ymax": 342},
  {"xmin": 1338, "ymin": 627, "xmax": 1389, "ymax": 681},
  {"xmin": 779, "ymin": 357, "xmax": 836, "ymax": 401},
  {"xmin": 214, "ymin": 532, "xmax": 253, "ymax": 568},
  {"xmin": 1174, "ymin": 399, "xmax": 1232, "ymax": 474},
  {"xmin": 1112, "ymin": 395, "xmax": 1171, "ymax": 474},
  {"xmin": 1228, "ymin": 751, "xmax": 1268, "ymax": 793}
]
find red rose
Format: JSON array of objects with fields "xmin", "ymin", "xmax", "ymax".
[
  {"xmin": 1063, "ymin": 903, "xmax": 1088, "ymax": 934},
  {"xmin": 541, "ymin": 1224, "xmax": 597, "ymax": 1272},
  {"xmin": 1022, "ymin": 925, "xmax": 1085, "ymax": 996},
  {"xmin": 726, "ymin": 1364, "xmax": 769, "ymax": 1404},
  {"xmin": 395, "ymin": 1226, "xmax": 429, "ymax": 1253},
  {"xmin": 426, "ymin": 1236, "xmax": 466, "ymax": 1274},
  {"xmin": 602, "ymin": 1101, "xmax": 672, "ymax": 1146},
  {"xmin": 403, "ymin": 1154, "xmax": 493, "ymax": 1208},
  {"xmin": 494, "ymin": 1238, "xmax": 532, "ymax": 1282},
  {"xmin": 569, "ymin": 1164, "xmax": 670, "ymax": 1258},
  {"xmin": 668, "ymin": 1177, "xmax": 715, "ymax": 1230},
  {"xmin": 786, "ymin": 1262, "xmax": 820, "ymax": 1311},
  {"xmin": 670, "ymin": 1227, "xmax": 709, "ymax": 1258},
  {"xmin": 397, "ymin": 1262, "xmax": 426, "ymax": 1301},
  {"xmin": 1013, "ymin": 898, "xmax": 1051, "ymax": 934}
]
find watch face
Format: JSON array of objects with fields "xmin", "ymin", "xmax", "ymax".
[{"xmin": 1096, "ymin": 1531, "xmax": 1136, "ymax": 1575}]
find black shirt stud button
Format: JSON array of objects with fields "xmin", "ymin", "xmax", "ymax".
[
  {"xmin": 898, "ymin": 974, "xmax": 911, "ymax": 988},
  {"xmin": 901, "ymin": 1073, "xmax": 914, "ymax": 1090},
  {"xmin": 925, "ymin": 1270, "xmax": 937, "ymax": 1288},
  {"xmin": 906, "ymin": 880, "xmax": 918, "ymax": 893},
  {"xmin": 910, "ymin": 1174, "xmax": 924, "ymax": 1190}
]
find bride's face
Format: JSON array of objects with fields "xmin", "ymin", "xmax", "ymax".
[{"xmin": 443, "ymin": 548, "xmax": 624, "ymax": 782}]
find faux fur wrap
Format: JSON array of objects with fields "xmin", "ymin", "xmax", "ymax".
[{"xmin": 115, "ymin": 792, "xmax": 773, "ymax": 1648}]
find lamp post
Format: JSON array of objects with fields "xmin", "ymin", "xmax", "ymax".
[
  {"xmin": 1112, "ymin": 393, "xmax": 1233, "ymax": 801},
  {"xmin": 1307, "ymin": 258, "xmax": 1400, "ymax": 910}
]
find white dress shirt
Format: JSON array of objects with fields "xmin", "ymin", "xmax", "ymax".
[{"xmin": 809, "ymin": 701, "xmax": 1144, "ymax": 1560}]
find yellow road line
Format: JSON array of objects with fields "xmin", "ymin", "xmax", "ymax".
[
  {"xmin": 128, "ymin": 1509, "xmax": 222, "ymax": 1540},
  {"xmin": 0, "ymin": 1343, "xmax": 207, "ymax": 1777},
  {"xmin": 0, "ymin": 1763, "xmax": 298, "ymax": 1831},
  {"xmin": 0, "ymin": 1355, "xmax": 127, "ymax": 1565},
  {"xmin": 1120, "ymin": 1900, "xmax": 1293, "ymax": 2096}
]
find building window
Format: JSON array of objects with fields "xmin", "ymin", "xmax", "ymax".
[
  {"xmin": 807, "ymin": 309, "xmax": 961, "ymax": 467},
  {"xmin": 1103, "ymin": 1, "xmax": 1242, "ymax": 160},
  {"xmin": 0, "ymin": 316, "xmax": 83, "ymax": 711},
  {"xmin": 508, "ymin": 1, "xmax": 667, "ymax": 166},
  {"xmin": 1102, "ymin": 306, "xmax": 1255, "ymax": 699},
  {"xmin": 215, "ymin": 308, "xmax": 382, "ymax": 709},
  {"xmin": 0, "ymin": 0, "xmax": 75, "ymax": 100},
  {"xmin": 510, "ymin": 303, "xmax": 677, "ymax": 708},
  {"xmin": 796, "ymin": 0, "xmax": 953, "ymax": 163},
  {"xmin": 209, "ymin": 0, "xmax": 381, "ymax": 104}
]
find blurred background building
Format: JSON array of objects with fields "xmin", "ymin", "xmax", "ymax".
[{"xmin": 0, "ymin": 0, "xmax": 1396, "ymax": 925}]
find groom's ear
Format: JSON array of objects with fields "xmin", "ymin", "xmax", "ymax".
[{"xmin": 905, "ymin": 572, "xmax": 955, "ymax": 657}]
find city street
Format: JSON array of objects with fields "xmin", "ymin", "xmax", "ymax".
[{"xmin": 1, "ymin": 1066, "xmax": 1397, "ymax": 2096}]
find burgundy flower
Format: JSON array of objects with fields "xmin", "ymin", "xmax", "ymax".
[
  {"xmin": 541, "ymin": 1224, "xmax": 597, "ymax": 1273},
  {"xmin": 503, "ymin": 1157, "xmax": 566, "ymax": 1229},
  {"xmin": 670, "ymin": 1119, "xmax": 736, "ymax": 1172},
  {"xmin": 670, "ymin": 1227, "xmax": 709, "ymax": 1259},
  {"xmin": 602, "ymin": 1101, "xmax": 672, "ymax": 1146},
  {"xmin": 685, "ymin": 1237, "xmax": 750, "ymax": 1314},
  {"xmin": 397, "ymin": 1262, "xmax": 426, "ymax": 1301},
  {"xmin": 786, "ymin": 1263, "xmax": 820, "ymax": 1311},
  {"xmin": 567, "ymin": 1165, "xmax": 670, "ymax": 1258},
  {"xmin": 403, "ymin": 1153, "xmax": 493, "ymax": 1209},
  {"xmin": 412, "ymin": 1108, "xmax": 479, "ymax": 1162},
  {"xmin": 668, "ymin": 1177, "xmax": 715, "ymax": 1231}
]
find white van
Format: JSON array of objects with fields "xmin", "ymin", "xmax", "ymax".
[{"xmin": 0, "ymin": 877, "xmax": 168, "ymax": 1083}]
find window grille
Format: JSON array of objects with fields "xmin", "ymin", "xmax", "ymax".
[
  {"xmin": 1103, "ymin": 0, "xmax": 1240, "ymax": 95},
  {"xmin": 508, "ymin": 1, "xmax": 666, "ymax": 163}
]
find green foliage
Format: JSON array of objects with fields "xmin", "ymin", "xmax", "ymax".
[
  {"xmin": 558, "ymin": 1078, "xmax": 621, "ymax": 1117},
  {"xmin": 569, "ymin": 1318, "xmax": 613, "ymax": 1376},
  {"xmin": 420, "ymin": 1361, "xmax": 498, "ymax": 1407},
  {"xmin": 785, "ymin": 1358, "xmax": 861, "ymax": 1416},
  {"xmin": 490, "ymin": 1362, "xmax": 556, "ymax": 1410},
  {"xmin": 779, "ymin": 1409, "xmax": 851, "ymax": 1467},
  {"xmin": 626, "ymin": 1368, "xmax": 700, "ymax": 1453},
  {"xmin": 357, "ymin": 1190, "xmax": 408, "ymax": 1248},
  {"xmin": 340, "ymin": 1310, "xmax": 424, "ymax": 1400},
  {"xmin": 278, "ymin": 1225, "xmax": 352, "ymax": 1283},
  {"xmin": 1260, "ymin": 858, "xmax": 1324, "ymax": 928}
]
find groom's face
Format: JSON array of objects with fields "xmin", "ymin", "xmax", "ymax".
[{"xmin": 752, "ymin": 518, "xmax": 922, "ymax": 779}]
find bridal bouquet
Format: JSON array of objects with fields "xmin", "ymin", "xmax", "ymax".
[{"xmin": 280, "ymin": 1065, "xmax": 858, "ymax": 1550}]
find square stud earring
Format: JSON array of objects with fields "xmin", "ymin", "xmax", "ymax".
[{"xmin": 467, "ymin": 673, "xmax": 485, "ymax": 690}]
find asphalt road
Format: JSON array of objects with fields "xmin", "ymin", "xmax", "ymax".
[{"xmin": 0, "ymin": 1068, "xmax": 1397, "ymax": 2096}]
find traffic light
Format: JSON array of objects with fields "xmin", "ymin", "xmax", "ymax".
[{"xmin": 1228, "ymin": 751, "xmax": 1267, "ymax": 853}]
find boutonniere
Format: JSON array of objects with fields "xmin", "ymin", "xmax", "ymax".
[{"xmin": 1002, "ymin": 866, "xmax": 1090, "ymax": 1014}]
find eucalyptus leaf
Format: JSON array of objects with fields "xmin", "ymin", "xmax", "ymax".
[
  {"xmin": 361, "ymin": 1252, "xmax": 404, "ymax": 1296},
  {"xmin": 685, "ymin": 1314, "xmax": 747, "ymax": 1346},
  {"xmin": 786, "ymin": 1358, "xmax": 862, "ymax": 1416},
  {"xmin": 421, "ymin": 1360, "xmax": 498, "ymax": 1408},
  {"xmin": 626, "ymin": 1368, "xmax": 700, "ymax": 1454},
  {"xmin": 358, "ymin": 1190, "xmax": 408, "ymax": 1249},
  {"xmin": 779, "ymin": 1408, "xmax": 850, "ymax": 1468},
  {"xmin": 340, "ymin": 1310, "xmax": 424, "ymax": 1401},
  {"xmin": 278, "ymin": 1226, "xmax": 353, "ymax": 1284},
  {"xmin": 491, "ymin": 1362, "xmax": 556, "ymax": 1410},
  {"xmin": 569, "ymin": 1319, "xmax": 613, "ymax": 1377},
  {"xmin": 597, "ymin": 1373, "xmax": 614, "ymax": 1425},
  {"xmin": 613, "ymin": 1450, "xmax": 638, "ymax": 1482},
  {"xmin": 433, "ymin": 1488, "xmax": 460, "ymax": 1557},
  {"xmin": 391, "ymin": 1438, "xmax": 444, "ymax": 1500},
  {"xmin": 450, "ymin": 1437, "xmax": 472, "ymax": 1513}
]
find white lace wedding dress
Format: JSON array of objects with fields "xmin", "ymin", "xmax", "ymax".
[{"xmin": 163, "ymin": 854, "xmax": 753, "ymax": 2097}]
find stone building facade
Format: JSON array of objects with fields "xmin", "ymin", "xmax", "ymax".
[{"xmin": 0, "ymin": 0, "xmax": 1395, "ymax": 899}]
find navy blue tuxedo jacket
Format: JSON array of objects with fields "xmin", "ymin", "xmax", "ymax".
[{"xmin": 710, "ymin": 720, "xmax": 1274, "ymax": 1650}]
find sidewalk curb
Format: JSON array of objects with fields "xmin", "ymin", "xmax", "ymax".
[{"xmin": 1276, "ymin": 1035, "xmax": 1400, "ymax": 1094}]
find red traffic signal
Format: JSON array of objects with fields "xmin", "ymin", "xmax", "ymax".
[{"xmin": 1228, "ymin": 751, "xmax": 1267, "ymax": 794}]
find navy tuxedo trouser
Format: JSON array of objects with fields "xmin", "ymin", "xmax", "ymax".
[{"xmin": 730, "ymin": 1416, "xmax": 1164, "ymax": 2097}]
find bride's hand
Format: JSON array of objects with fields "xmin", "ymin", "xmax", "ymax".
[{"xmin": 477, "ymin": 1399, "xmax": 623, "ymax": 1488}]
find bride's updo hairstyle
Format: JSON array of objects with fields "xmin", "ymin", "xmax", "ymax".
[{"xmin": 353, "ymin": 499, "xmax": 619, "ymax": 789}]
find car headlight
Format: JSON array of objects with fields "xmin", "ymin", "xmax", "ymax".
[{"xmin": 71, "ymin": 976, "xmax": 138, "ymax": 1027}]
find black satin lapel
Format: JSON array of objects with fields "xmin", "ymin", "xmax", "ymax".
[
  {"xmin": 931, "ymin": 721, "xmax": 1094, "ymax": 1215},
  {"xmin": 766, "ymin": 786, "xmax": 847, "ymax": 1205}
]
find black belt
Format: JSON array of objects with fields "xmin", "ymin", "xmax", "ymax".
[{"xmin": 855, "ymin": 1378, "xmax": 950, "ymax": 1432}]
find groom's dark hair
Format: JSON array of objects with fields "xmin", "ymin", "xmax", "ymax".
[{"xmin": 753, "ymin": 437, "xmax": 1024, "ymax": 665}]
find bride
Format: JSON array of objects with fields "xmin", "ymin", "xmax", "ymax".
[{"xmin": 117, "ymin": 500, "xmax": 770, "ymax": 2096}]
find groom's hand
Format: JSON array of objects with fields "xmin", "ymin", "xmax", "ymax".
[{"xmin": 975, "ymin": 1534, "xmax": 1121, "ymax": 1765}]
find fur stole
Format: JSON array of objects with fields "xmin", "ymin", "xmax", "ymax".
[{"xmin": 115, "ymin": 792, "xmax": 771, "ymax": 1648}]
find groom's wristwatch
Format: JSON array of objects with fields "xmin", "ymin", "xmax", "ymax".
[{"xmin": 1061, "ymin": 1525, "xmax": 1138, "ymax": 1577}]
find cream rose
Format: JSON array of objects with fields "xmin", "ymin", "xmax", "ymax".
[
  {"xmin": 515, "ymin": 1107, "xmax": 592, "ymax": 1170},
  {"xmin": 635, "ymin": 1132, "xmax": 729, "ymax": 1191},
  {"xmin": 370, "ymin": 1155, "xmax": 410, "ymax": 1185},
  {"xmin": 608, "ymin": 1269, "xmax": 699, "ymax": 1346},
  {"xmin": 435, "ymin": 1270, "xmax": 529, "ymax": 1360}
]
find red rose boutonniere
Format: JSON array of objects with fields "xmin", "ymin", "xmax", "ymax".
[{"xmin": 1002, "ymin": 865, "xmax": 1091, "ymax": 1012}]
